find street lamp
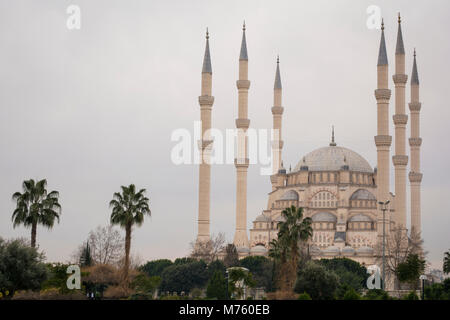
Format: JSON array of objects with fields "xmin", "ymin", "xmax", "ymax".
[
  {"xmin": 378, "ymin": 200, "xmax": 390, "ymax": 291},
  {"xmin": 419, "ymin": 275, "xmax": 427, "ymax": 300}
]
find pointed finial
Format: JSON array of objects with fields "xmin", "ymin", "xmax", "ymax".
[
  {"xmin": 381, "ymin": 18, "xmax": 384, "ymax": 30},
  {"xmin": 330, "ymin": 125, "xmax": 337, "ymax": 146},
  {"xmin": 243, "ymin": 20, "xmax": 246, "ymax": 31},
  {"xmin": 289, "ymin": 164, "xmax": 292, "ymax": 172},
  {"xmin": 414, "ymin": 47, "xmax": 416, "ymax": 57},
  {"xmin": 398, "ymin": 12, "xmax": 401, "ymax": 24},
  {"xmin": 277, "ymin": 54, "xmax": 279, "ymax": 64},
  {"xmin": 206, "ymin": 27, "xmax": 209, "ymax": 39}
]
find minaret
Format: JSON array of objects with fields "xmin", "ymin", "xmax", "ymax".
[
  {"xmin": 392, "ymin": 14, "xmax": 408, "ymax": 229},
  {"xmin": 374, "ymin": 20, "xmax": 392, "ymax": 237},
  {"xmin": 233, "ymin": 22, "xmax": 250, "ymax": 250},
  {"xmin": 271, "ymin": 56, "xmax": 284, "ymax": 174},
  {"xmin": 409, "ymin": 49, "xmax": 422, "ymax": 234},
  {"xmin": 196, "ymin": 29, "xmax": 214, "ymax": 243}
]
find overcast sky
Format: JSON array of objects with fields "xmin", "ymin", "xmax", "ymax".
[{"xmin": 0, "ymin": 0, "xmax": 449, "ymax": 270}]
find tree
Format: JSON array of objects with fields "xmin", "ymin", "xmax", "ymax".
[
  {"xmin": 223, "ymin": 244, "xmax": 239, "ymax": 268},
  {"xmin": 0, "ymin": 238, "xmax": 48, "ymax": 299},
  {"xmin": 190, "ymin": 233, "xmax": 225, "ymax": 264},
  {"xmin": 271, "ymin": 205, "xmax": 312, "ymax": 291},
  {"xmin": 109, "ymin": 184, "xmax": 151, "ymax": 278},
  {"xmin": 294, "ymin": 260, "xmax": 339, "ymax": 300},
  {"xmin": 228, "ymin": 267, "xmax": 256, "ymax": 300},
  {"xmin": 130, "ymin": 273, "xmax": 161, "ymax": 299},
  {"xmin": 12, "ymin": 179, "xmax": 61, "ymax": 248},
  {"xmin": 208, "ymin": 259, "xmax": 226, "ymax": 279},
  {"xmin": 140, "ymin": 259, "xmax": 173, "ymax": 278},
  {"xmin": 318, "ymin": 258, "xmax": 367, "ymax": 294},
  {"xmin": 364, "ymin": 289, "xmax": 391, "ymax": 300},
  {"xmin": 375, "ymin": 227, "xmax": 425, "ymax": 289},
  {"xmin": 79, "ymin": 242, "xmax": 93, "ymax": 267},
  {"xmin": 239, "ymin": 256, "xmax": 274, "ymax": 291},
  {"xmin": 297, "ymin": 292, "xmax": 312, "ymax": 300},
  {"xmin": 206, "ymin": 270, "xmax": 227, "ymax": 300},
  {"xmin": 396, "ymin": 253, "xmax": 426, "ymax": 290},
  {"xmin": 443, "ymin": 250, "xmax": 450, "ymax": 275},
  {"xmin": 159, "ymin": 260, "xmax": 208, "ymax": 294},
  {"xmin": 88, "ymin": 225, "xmax": 123, "ymax": 265},
  {"xmin": 343, "ymin": 288, "xmax": 361, "ymax": 300}
]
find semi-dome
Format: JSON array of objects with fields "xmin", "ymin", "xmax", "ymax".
[
  {"xmin": 255, "ymin": 213, "xmax": 270, "ymax": 222},
  {"xmin": 350, "ymin": 189, "xmax": 376, "ymax": 200},
  {"xmin": 279, "ymin": 190, "xmax": 299, "ymax": 201},
  {"xmin": 250, "ymin": 245, "xmax": 267, "ymax": 254},
  {"xmin": 294, "ymin": 146, "xmax": 373, "ymax": 173},
  {"xmin": 311, "ymin": 212, "xmax": 337, "ymax": 222}
]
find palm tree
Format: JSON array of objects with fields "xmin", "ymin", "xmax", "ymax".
[
  {"xmin": 274, "ymin": 205, "xmax": 312, "ymax": 290},
  {"xmin": 12, "ymin": 179, "xmax": 61, "ymax": 248},
  {"xmin": 109, "ymin": 184, "xmax": 150, "ymax": 278},
  {"xmin": 444, "ymin": 250, "xmax": 450, "ymax": 274}
]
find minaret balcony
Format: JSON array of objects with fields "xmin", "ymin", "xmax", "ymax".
[
  {"xmin": 374, "ymin": 135, "xmax": 392, "ymax": 147},
  {"xmin": 392, "ymin": 155, "xmax": 408, "ymax": 166},
  {"xmin": 409, "ymin": 137, "xmax": 422, "ymax": 147},
  {"xmin": 236, "ymin": 80, "xmax": 250, "ymax": 89},
  {"xmin": 409, "ymin": 102, "xmax": 422, "ymax": 111},
  {"xmin": 393, "ymin": 114, "xmax": 408, "ymax": 125},
  {"xmin": 392, "ymin": 74, "xmax": 408, "ymax": 84},
  {"xmin": 374, "ymin": 88, "xmax": 392, "ymax": 100}
]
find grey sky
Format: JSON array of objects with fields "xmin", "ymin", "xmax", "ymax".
[{"xmin": 0, "ymin": 0, "xmax": 449, "ymax": 270}]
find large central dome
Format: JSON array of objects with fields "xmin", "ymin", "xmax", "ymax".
[{"xmin": 294, "ymin": 145, "xmax": 373, "ymax": 173}]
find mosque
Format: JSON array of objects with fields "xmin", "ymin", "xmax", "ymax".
[{"xmin": 195, "ymin": 16, "xmax": 423, "ymax": 270}]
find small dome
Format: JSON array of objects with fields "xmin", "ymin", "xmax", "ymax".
[
  {"xmin": 350, "ymin": 189, "xmax": 376, "ymax": 200},
  {"xmin": 255, "ymin": 214, "xmax": 270, "ymax": 222},
  {"xmin": 310, "ymin": 245, "xmax": 322, "ymax": 255},
  {"xmin": 279, "ymin": 190, "xmax": 299, "ymax": 201},
  {"xmin": 312, "ymin": 212, "xmax": 337, "ymax": 222},
  {"xmin": 250, "ymin": 245, "xmax": 267, "ymax": 253},
  {"xmin": 323, "ymin": 246, "xmax": 340, "ymax": 255},
  {"xmin": 356, "ymin": 246, "xmax": 374, "ymax": 255},
  {"xmin": 349, "ymin": 214, "xmax": 373, "ymax": 222},
  {"xmin": 237, "ymin": 246, "xmax": 250, "ymax": 253},
  {"xmin": 342, "ymin": 246, "xmax": 355, "ymax": 255},
  {"xmin": 294, "ymin": 146, "xmax": 373, "ymax": 173}
]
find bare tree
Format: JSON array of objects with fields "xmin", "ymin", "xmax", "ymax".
[
  {"xmin": 375, "ymin": 227, "xmax": 426, "ymax": 289},
  {"xmin": 189, "ymin": 233, "xmax": 225, "ymax": 263},
  {"xmin": 73, "ymin": 225, "xmax": 124, "ymax": 266}
]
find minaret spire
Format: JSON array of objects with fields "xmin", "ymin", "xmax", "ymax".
[
  {"xmin": 240, "ymin": 21, "xmax": 248, "ymax": 61},
  {"xmin": 330, "ymin": 126, "xmax": 337, "ymax": 146},
  {"xmin": 234, "ymin": 22, "xmax": 251, "ymax": 252},
  {"xmin": 392, "ymin": 13, "xmax": 408, "ymax": 229},
  {"xmin": 271, "ymin": 56, "xmax": 284, "ymax": 175},
  {"xmin": 202, "ymin": 28, "xmax": 212, "ymax": 74},
  {"xmin": 378, "ymin": 19, "xmax": 388, "ymax": 66},
  {"xmin": 196, "ymin": 29, "xmax": 215, "ymax": 244},
  {"xmin": 409, "ymin": 49, "xmax": 423, "ymax": 235}
]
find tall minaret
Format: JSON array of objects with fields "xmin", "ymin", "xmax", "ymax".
[
  {"xmin": 233, "ymin": 22, "xmax": 250, "ymax": 249},
  {"xmin": 392, "ymin": 14, "xmax": 408, "ymax": 229},
  {"xmin": 374, "ymin": 20, "xmax": 392, "ymax": 237},
  {"xmin": 196, "ymin": 29, "xmax": 214, "ymax": 243},
  {"xmin": 271, "ymin": 56, "xmax": 284, "ymax": 174},
  {"xmin": 409, "ymin": 49, "xmax": 422, "ymax": 234}
]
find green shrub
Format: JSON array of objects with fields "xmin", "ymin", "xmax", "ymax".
[{"xmin": 297, "ymin": 292, "xmax": 312, "ymax": 300}]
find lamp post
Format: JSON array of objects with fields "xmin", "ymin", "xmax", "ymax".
[
  {"xmin": 378, "ymin": 200, "xmax": 390, "ymax": 290},
  {"xmin": 225, "ymin": 270, "xmax": 229, "ymax": 300},
  {"xmin": 419, "ymin": 275, "xmax": 427, "ymax": 300}
]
